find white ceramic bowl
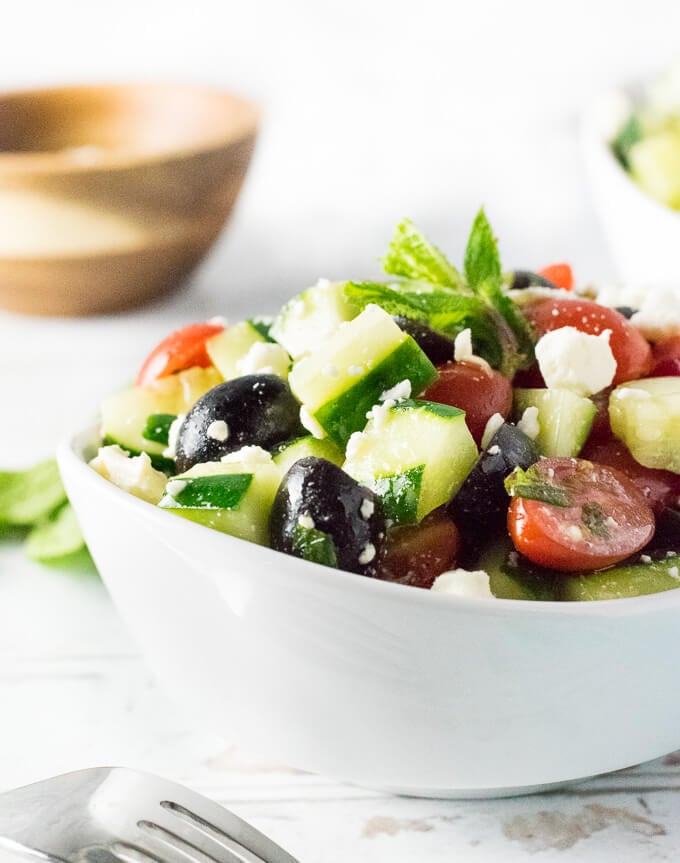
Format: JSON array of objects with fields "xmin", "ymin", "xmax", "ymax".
[
  {"xmin": 582, "ymin": 87, "xmax": 680, "ymax": 291},
  {"xmin": 58, "ymin": 426, "xmax": 680, "ymax": 798}
]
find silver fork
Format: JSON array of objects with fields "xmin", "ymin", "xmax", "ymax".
[{"xmin": 0, "ymin": 767, "xmax": 301, "ymax": 863}]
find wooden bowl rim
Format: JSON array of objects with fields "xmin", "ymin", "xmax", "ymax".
[{"xmin": 0, "ymin": 81, "xmax": 260, "ymax": 175}]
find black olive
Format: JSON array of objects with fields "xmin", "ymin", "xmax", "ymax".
[
  {"xmin": 448, "ymin": 422, "xmax": 540, "ymax": 540},
  {"xmin": 510, "ymin": 270, "xmax": 559, "ymax": 291},
  {"xmin": 270, "ymin": 457, "xmax": 386, "ymax": 575},
  {"xmin": 391, "ymin": 316, "xmax": 455, "ymax": 365},
  {"xmin": 615, "ymin": 305, "xmax": 637, "ymax": 320},
  {"xmin": 175, "ymin": 375, "xmax": 303, "ymax": 472}
]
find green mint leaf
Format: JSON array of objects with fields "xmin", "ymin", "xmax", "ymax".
[
  {"xmin": 464, "ymin": 207, "xmax": 502, "ymax": 290},
  {"xmin": 345, "ymin": 282, "xmax": 431, "ymax": 321},
  {"xmin": 293, "ymin": 524, "xmax": 338, "ymax": 568},
  {"xmin": 612, "ymin": 113, "xmax": 643, "ymax": 170},
  {"xmin": 25, "ymin": 503, "xmax": 85, "ymax": 561},
  {"xmin": 382, "ymin": 218, "xmax": 462, "ymax": 288},
  {"xmin": 0, "ymin": 460, "xmax": 67, "ymax": 526},
  {"xmin": 581, "ymin": 501, "xmax": 610, "ymax": 539},
  {"xmin": 504, "ymin": 466, "xmax": 572, "ymax": 507}
]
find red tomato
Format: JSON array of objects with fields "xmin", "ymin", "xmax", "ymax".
[
  {"xmin": 507, "ymin": 457, "xmax": 655, "ymax": 572},
  {"xmin": 523, "ymin": 297, "xmax": 652, "ymax": 384},
  {"xmin": 538, "ymin": 263, "xmax": 574, "ymax": 291},
  {"xmin": 581, "ymin": 438, "xmax": 680, "ymax": 515},
  {"xmin": 651, "ymin": 335, "xmax": 680, "ymax": 377},
  {"xmin": 423, "ymin": 361, "xmax": 513, "ymax": 445},
  {"xmin": 136, "ymin": 322, "xmax": 224, "ymax": 387},
  {"xmin": 374, "ymin": 511, "xmax": 461, "ymax": 589}
]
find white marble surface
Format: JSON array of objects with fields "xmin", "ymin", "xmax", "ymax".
[{"xmin": 3, "ymin": 2, "xmax": 680, "ymax": 859}]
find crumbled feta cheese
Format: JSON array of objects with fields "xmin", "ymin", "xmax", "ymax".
[
  {"xmin": 380, "ymin": 379, "xmax": 411, "ymax": 403},
  {"xmin": 90, "ymin": 445, "xmax": 167, "ymax": 504},
  {"xmin": 220, "ymin": 445, "xmax": 273, "ymax": 465},
  {"xmin": 298, "ymin": 512, "xmax": 315, "ymax": 530},
  {"xmin": 605, "ymin": 516, "xmax": 619, "ymax": 529},
  {"xmin": 640, "ymin": 554, "xmax": 653, "ymax": 564},
  {"xmin": 432, "ymin": 568, "xmax": 493, "ymax": 598},
  {"xmin": 630, "ymin": 289, "xmax": 680, "ymax": 340},
  {"xmin": 517, "ymin": 406, "xmax": 540, "ymax": 440},
  {"xmin": 207, "ymin": 315, "xmax": 228, "ymax": 327},
  {"xmin": 564, "ymin": 524, "xmax": 584, "ymax": 542},
  {"xmin": 164, "ymin": 414, "xmax": 186, "ymax": 459},
  {"xmin": 535, "ymin": 326, "xmax": 616, "ymax": 396},
  {"xmin": 236, "ymin": 342, "xmax": 290, "ymax": 377},
  {"xmin": 345, "ymin": 431, "xmax": 365, "ymax": 461},
  {"xmin": 366, "ymin": 399, "xmax": 395, "ymax": 429},
  {"xmin": 165, "ymin": 479, "xmax": 187, "ymax": 498},
  {"xmin": 300, "ymin": 405, "xmax": 327, "ymax": 439},
  {"xmin": 358, "ymin": 543, "xmax": 376, "ymax": 565},
  {"xmin": 322, "ymin": 363, "xmax": 339, "ymax": 377},
  {"xmin": 487, "ymin": 444, "xmax": 501, "ymax": 456},
  {"xmin": 206, "ymin": 420, "xmax": 229, "ymax": 442},
  {"xmin": 453, "ymin": 328, "xmax": 492, "ymax": 371},
  {"xmin": 481, "ymin": 412, "xmax": 505, "ymax": 450},
  {"xmin": 348, "ymin": 364, "xmax": 365, "ymax": 376},
  {"xmin": 360, "ymin": 498, "xmax": 375, "ymax": 520},
  {"xmin": 615, "ymin": 387, "xmax": 652, "ymax": 400},
  {"xmin": 669, "ymin": 566, "xmax": 680, "ymax": 579}
]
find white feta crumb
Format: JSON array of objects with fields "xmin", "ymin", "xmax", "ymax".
[
  {"xmin": 315, "ymin": 277, "xmax": 332, "ymax": 291},
  {"xmin": 564, "ymin": 524, "xmax": 584, "ymax": 542},
  {"xmin": 89, "ymin": 445, "xmax": 167, "ymax": 504},
  {"xmin": 298, "ymin": 512, "xmax": 315, "ymax": 530},
  {"xmin": 614, "ymin": 387, "xmax": 652, "ymax": 401},
  {"xmin": 487, "ymin": 444, "xmax": 501, "ymax": 456},
  {"xmin": 453, "ymin": 328, "xmax": 492, "ymax": 371},
  {"xmin": 164, "ymin": 414, "xmax": 186, "ymax": 459},
  {"xmin": 605, "ymin": 516, "xmax": 619, "ymax": 529},
  {"xmin": 300, "ymin": 405, "xmax": 327, "ymax": 440},
  {"xmin": 517, "ymin": 406, "xmax": 540, "ymax": 440},
  {"xmin": 481, "ymin": 412, "xmax": 505, "ymax": 449},
  {"xmin": 322, "ymin": 363, "xmax": 339, "ymax": 377},
  {"xmin": 165, "ymin": 479, "xmax": 187, "ymax": 498},
  {"xmin": 206, "ymin": 420, "xmax": 229, "ymax": 442},
  {"xmin": 629, "ymin": 288, "xmax": 680, "ymax": 340},
  {"xmin": 535, "ymin": 326, "xmax": 616, "ymax": 397},
  {"xmin": 207, "ymin": 315, "xmax": 228, "ymax": 327},
  {"xmin": 380, "ymin": 379, "xmax": 411, "ymax": 403},
  {"xmin": 366, "ymin": 399, "xmax": 395, "ymax": 429},
  {"xmin": 348, "ymin": 364, "xmax": 365, "ymax": 376},
  {"xmin": 360, "ymin": 498, "xmax": 375, "ymax": 520},
  {"xmin": 236, "ymin": 341, "xmax": 290, "ymax": 377},
  {"xmin": 669, "ymin": 566, "xmax": 680, "ymax": 579},
  {"xmin": 220, "ymin": 445, "xmax": 273, "ymax": 465},
  {"xmin": 640, "ymin": 554, "xmax": 653, "ymax": 564},
  {"xmin": 345, "ymin": 431, "xmax": 365, "ymax": 461},
  {"xmin": 431, "ymin": 569, "xmax": 493, "ymax": 599},
  {"xmin": 358, "ymin": 543, "xmax": 376, "ymax": 565}
]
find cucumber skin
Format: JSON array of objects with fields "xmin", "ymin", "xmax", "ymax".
[
  {"xmin": 273, "ymin": 435, "xmax": 344, "ymax": 474},
  {"xmin": 314, "ymin": 338, "xmax": 437, "ymax": 446},
  {"xmin": 559, "ymin": 556, "xmax": 680, "ymax": 601},
  {"xmin": 102, "ymin": 436, "xmax": 176, "ymax": 474}
]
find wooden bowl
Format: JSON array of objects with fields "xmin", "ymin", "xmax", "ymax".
[{"xmin": 0, "ymin": 83, "xmax": 259, "ymax": 316}]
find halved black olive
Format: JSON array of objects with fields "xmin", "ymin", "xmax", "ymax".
[
  {"xmin": 615, "ymin": 306, "xmax": 637, "ymax": 320},
  {"xmin": 175, "ymin": 375, "xmax": 302, "ymax": 472},
  {"xmin": 392, "ymin": 316, "xmax": 455, "ymax": 365},
  {"xmin": 510, "ymin": 270, "xmax": 559, "ymax": 291},
  {"xmin": 270, "ymin": 457, "xmax": 385, "ymax": 575}
]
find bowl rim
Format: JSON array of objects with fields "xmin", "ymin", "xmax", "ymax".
[
  {"xmin": 581, "ymin": 83, "xmax": 680, "ymax": 227},
  {"xmin": 0, "ymin": 81, "xmax": 260, "ymax": 175},
  {"xmin": 58, "ymin": 423, "xmax": 680, "ymax": 619}
]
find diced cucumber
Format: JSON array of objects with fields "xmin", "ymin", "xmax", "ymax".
[
  {"xmin": 289, "ymin": 305, "xmax": 437, "ymax": 446},
  {"xmin": 272, "ymin": 435, "xmax": 344, "ymax": 475},
  {"xmin": 514, "ymin": 388, "xmax": 596, "ymax": 457},
  {"xmin": 159, "ymin": 458, "xmax": 281, "ymax": 545},
  {"xmin": 473, "ymin": 537, "xmax": 559, "ymax": 601},
  {"xmin": 609, "ymin": 377, "xmax": 680, "ymax": 473},
  {"xmin": 270, "ymin": 279, "xmax": 360, "ymax": 359},
  {"xmin": 101, "ymin": 367, "xmax": 221, "ymax": 467},
  {"xmin": 559, "ymin": 555, "xmax": 680, "ymax": 601},
  {"xmin": 629, "ymin": 131, "xmax": 680, "ymax": 209},
  {"xmin": 142, "ymin": 413, "xmax": 176, "ymax": 446},
  {"xmin": 343, "ymin": 399, "xmax": 478, "ymax": 524},
  {"xmin": 0, "ymin": 460, "xmax": 67, "ymax": 526},
  {"xmin": 206, "ymin": 320, "xmax": 289, "ymax": 380},
  {"xmin": 25, "ymin": 503, "xmax": 85, "ymax": 561}
]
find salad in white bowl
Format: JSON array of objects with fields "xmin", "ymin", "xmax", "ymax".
[{"xmin": 87, "ymin": 210, "xmax": 680, "ymax": 603}]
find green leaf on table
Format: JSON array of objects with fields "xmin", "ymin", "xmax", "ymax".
[
  {"xmin": 0, "ymin": 460, "xmax": 67, "ymax": 526},
  {"xmin": 25, "ymin": 502, "xmax": 85, "ymax": 561},
  {"xmin": 612, "ymin": 113, "xmax": 643, "ymax": 169},
  {"xmin": 382, "ymin": 218, "xmax": 463, "ymax": 288}
]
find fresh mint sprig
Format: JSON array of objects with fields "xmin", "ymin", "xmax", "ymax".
[{"xmin": 382, "ymin": 218, "xmax": 463, "ymax": 288}]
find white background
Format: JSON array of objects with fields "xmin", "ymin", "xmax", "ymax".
[{"xmin": 3, "ymin": 4, "xmax": 680, "ymax": 860}]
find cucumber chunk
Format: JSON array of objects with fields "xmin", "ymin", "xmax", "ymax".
[
  {"xmin": 514, "ymin": 388, "xmax": 596, "ymax": 457},
  {"xmin": 0, "ymin": 460, "xmax": 66, "ymax": 526},
  {"xmin": 609, "ymin": 377, "xmax": 680, "ymax": 473},
  {"xmin": 629, "ymin": 131, "xmax": 680, "ymax": 209},
  {"xmin": 101, "ymin": 367, "xmax": 221, "ymax": 465},
  {"xmin": 474, "ymin": 538, "xmax": 559, "ymax": 601},
  {"xmin": 290, "ymin": 305, "xmax": 437, "ymax": 446},
  {"xmin": 206, "ymin": 320, "xmax": 290, "ymax": 380},
  {"xmin": 272, "ymin": 435, "xmax": 344, "ymax": 475},
  {"xmin": 25, "ymin": 503, "xmax": 85, "ymax": 561},
  {"xmin": 559, "ymin": 555, "xmax": 680, "ymax": 601},
  {"xmin": 271, "ymin": 279, "xmax": 359, "ymax": 359},
  {"xmin": 343, "ymin": 399, "xmax": 478, "ymax": 524},
  {"xmin": 159, "ymin": 457, "xmax": 281, "ymax": 545}
]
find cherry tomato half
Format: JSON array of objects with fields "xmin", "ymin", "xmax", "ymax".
[
  {"xmin": 424, "ymin": 361, "xmax": 513, "ymax": 445},
  {"xmin": 581, "ymin": 438, "xmax": 680, "ymax": 515},
  {"xmin": 507, "ymin": 457, "xmax": 655, "ymax": 572},
  {"xmin": 373, "ymin": 510, "xmax": 461, "ymax": 589},
  {"xmin": 651, "ymin": 335, "xmax": 680, "ymax": 377},
  {"xmin": 522, "ymin": 297, "xmax": 652, "ymax": 384},
  {"xmin": 136, "ymin": 322, "xmax": 224, "ymax": 387},
  {"xmin": 538, "ymin": 263, "xmax": 574, "ymax": 291}
]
